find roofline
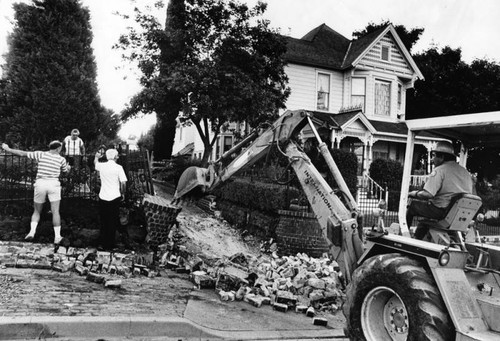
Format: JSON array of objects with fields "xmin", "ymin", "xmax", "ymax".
[
  {"xmin": 350, "ymin": 24, "xmax": 424, "ymax": 80},
  {"xmin": 388, "ymin": 25, "xmax": 424, "ymax": 80},
  {"xmin": 285, "ymin": 60, "xmax": 343, "ymax": 71},
  {"xmin": 405, "ymin": 111, "xmax": 500, "ymax": 131},
  {"xmin": 341, "ymin": 113, "xmax": 377, "ymax": 134}
]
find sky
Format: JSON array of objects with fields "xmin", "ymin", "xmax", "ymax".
[{"xmin": 1, "ymin": 0, "xmax": 499, "ymax": 139}]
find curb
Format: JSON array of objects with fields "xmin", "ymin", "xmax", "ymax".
[{"xmin": 0, "ymin": 316, "xmax": 347, "ymax": 340}]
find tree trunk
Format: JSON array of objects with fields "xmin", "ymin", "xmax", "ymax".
[
  {"xmin": 154, "ymin": 112, "xmax": 177, "ymax": 159},
  {"xmin": 201, "ymin": 144, "xmax": 213, "ymax": 165}
]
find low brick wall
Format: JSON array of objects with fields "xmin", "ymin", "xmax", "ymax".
[
  {"xmin": 142, "ymin": 194, "xmax": 182, "ymax": 248},
  {"xmin": 275, "ymin": 210, "xmax": 329, "ymax": 258}
]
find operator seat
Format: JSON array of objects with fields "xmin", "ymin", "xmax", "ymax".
[{"xmin": 419, "ymin": 193, "xmax": 482, "ymax": 232}]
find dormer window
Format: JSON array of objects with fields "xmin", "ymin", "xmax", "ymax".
[{"xmin": 381, "ymin": 45, "xmax": 390, "ymax": 61}]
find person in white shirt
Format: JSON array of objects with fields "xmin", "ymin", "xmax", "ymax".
[
  {"xmin": 2, "ymin": 141, "xmax": 70, "ymax": 244},
  {"xmin": 63, "ymin": 129, "xmax": 85, "ymax": 169},
  {"xmin": 94, "ymin": 148, "xmax": 127, "ymax": 250}
]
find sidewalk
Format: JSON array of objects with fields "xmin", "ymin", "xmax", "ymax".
[{"xmin": 0, "ymin": 241, "xmax": 348, "ymax": 340}]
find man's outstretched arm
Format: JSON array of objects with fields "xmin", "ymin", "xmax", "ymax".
[{"xmin": 1, "ymin": 143, "xmax": 28, "ymax": 157}]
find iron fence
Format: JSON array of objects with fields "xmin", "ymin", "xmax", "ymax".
[{"xmin": 0, "ymin": 149, "xmax": 154, "ymax": 208}]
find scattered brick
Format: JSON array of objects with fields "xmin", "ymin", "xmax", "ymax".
[
  {"xmin": 273, "ymin": 302, "xmax": 288, "ymax": 313},
  {"xmin": 306, "ymin": 307, "xmax": 315, "ymax": 317},
  {"xmin": 104, "ymin": 278, "xmax": 122, "ymax": 288},
  {"xmin": 86, "ymin": 272, "xmax": 105, "ymax": 284},
  {"xmin": 313, "ymin": 317, "xmax": 328, "ymax": 326}
]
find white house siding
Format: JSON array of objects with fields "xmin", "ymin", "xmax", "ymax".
[
  {"xmin": 284, "ymin": 64, "xmax": 343, "ymax": 113},
  {"xmin": 358, "ymin": 33, "xmax": 413, "ymax": 79},
  {"xmin": 351, "ymin": 32, "xmax": 416, "ymax": 122},
  {"xmin": 171, "ymin": 122, "xmax": 196, "ymax": 155}
]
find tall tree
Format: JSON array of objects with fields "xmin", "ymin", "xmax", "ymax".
[
  {"xmin": 0, "ymin": 0, "xmax": 119, "ymax": 148},
  {"xmin": 118, "ymin": 0, "xmax": 187, "ymax": 159},
  {"xmin": 117, "ymin": 0, "xmax": 290, "ymax": 163},
  {"xmin": 406, "ymin": 47, "xmax": 500, "ymax": 180},
  {"xmin": 352, "ymin": 20, "xmax": 424, "ymax": 53},
  {"xmin": 407, "ymin": 46, "xmax": 500, "ymax": 119}
]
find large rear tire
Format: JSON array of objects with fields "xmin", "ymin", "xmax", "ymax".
[{"xmin": 343, "ymin": 253, "xmax": 454, "ymax": 341}]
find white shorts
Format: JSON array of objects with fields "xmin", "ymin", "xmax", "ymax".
[{"xmin": 34, "ymin": 179, "xmax": 61, "ymax": 203}]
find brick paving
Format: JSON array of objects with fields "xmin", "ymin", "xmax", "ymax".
[
  {"xmin": 0, "ymin": 240, "xmax": 195, "ymax": 318},
  {"xmin": 0, "ymin": 266, "xmax": 193, "ymax": 318}
]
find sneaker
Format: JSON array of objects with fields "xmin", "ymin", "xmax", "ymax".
[
  {"xmin": 25, "ymin": 234, "xmax": 34, "ymax": 241},
  {"xmin": 54, "ymin": 236, "xmax": 63, "ymax": 244}
]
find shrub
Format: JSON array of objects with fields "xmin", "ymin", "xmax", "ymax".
[
  {"xmin": 213, "ymin": 178, "xmax": 303, "ymax": 213},
  {"xmin": 306, "ymin": 146, "xmax": 358, "ymax": 197},
  {"xmin": 153, "ymin": 157, "xmax": 204, "ymax": 185},
  {"xmin": 369, "ymin": 158, "xmax": 404, "ymax": 186},
  {"xmin": 328, "ymin": 149, "xmax": 358, "ymax": 197}
]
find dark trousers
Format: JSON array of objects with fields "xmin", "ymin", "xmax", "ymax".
[
  {"xmin": 98, "ymin": 197, "xmax": 121, "ymax": 249},
  {"xmin": 406, "ymin": 199, "xmax": 447, "ymax": 239}
]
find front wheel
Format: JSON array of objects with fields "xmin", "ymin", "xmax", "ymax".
[{"xmin": 343, "ymin": 253, "xmax": 453, "ymax": 341}]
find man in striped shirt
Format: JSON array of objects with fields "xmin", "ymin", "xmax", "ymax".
[
  {"xmin": 2, "ymin": 141, "xmax": 70, "ymax": 244},
  {"xmin": 63, "ymin": 129, "xmax": 85, "ymax": 170}
]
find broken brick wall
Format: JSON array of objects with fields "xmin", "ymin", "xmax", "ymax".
[
  {"xmin": 215, "ymin": 200, "xmax": 329, "ymax": 257},
  {"xmin": 142, "ymin": 194, "xmax": 182, "ymax": 248},
  {"xmin": 275, "ymin": 210, "xmax": 329, "ymax": 258}
]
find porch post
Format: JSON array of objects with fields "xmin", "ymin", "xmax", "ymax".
[
  {"xmin": 368, "ymin": 137, "xmax": 373, "ymax": 171},
  {"xmin": 426, "ymin": 142, "xmax": 432, "ymax": 174}
]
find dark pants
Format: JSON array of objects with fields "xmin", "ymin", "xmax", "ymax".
[
  {"xmin": 98, "ymin": 197, "xmax": 121, "ymax": 249},
  {"xmin": 406, "ymin": 199, "xmax": 447, "ymax": 239},
  {"xmin": 66, "ymin": 155, "xmax": 82, "ymax": 169}
]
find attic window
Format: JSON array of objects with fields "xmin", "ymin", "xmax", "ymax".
[{"xmin": 381, "ymin": 45, "xmax": 390, "ymax": 61}]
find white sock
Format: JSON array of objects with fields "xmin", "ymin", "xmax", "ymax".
[
  {"xmin": 28, "ymin": 222, "xmax": 38, "ymax": 236},
  {"xmin": 53, "ymin": 226, "xmax": 61, "ymax": 239}
]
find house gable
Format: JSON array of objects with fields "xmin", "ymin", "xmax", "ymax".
[
  {"xmin": 347, "ymin": 25, "xmax": 423, "ymax": 80},
  {"xmin": 334, "ymin": 111, "xmax": 377, "ymax": 134},
  {"xmin": 357, "ymin": 32, "xmax": 414, "ymax": 79}
]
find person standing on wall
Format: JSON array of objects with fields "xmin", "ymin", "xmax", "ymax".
[
  {"xmin": 1, "ymin": 141, "xmax": 70, "ymax": 244},
  {"xmin": 63, "ymin": 129, "xmax": 85, "ymax": 169},
  {"xmin": 94, "ymin": 148, "xmax": 127, "ymax": 250}
]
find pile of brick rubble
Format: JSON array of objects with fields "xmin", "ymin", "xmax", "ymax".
[{"xmin": 160, "ymin": 238, "xmax": 346, "ymax": 326}]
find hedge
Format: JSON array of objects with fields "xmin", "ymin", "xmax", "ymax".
[{"xmin": 212, "ymin": 178, "xmax": 303, "ymax": 213}]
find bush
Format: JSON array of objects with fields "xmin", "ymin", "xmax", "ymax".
[
  {"xmin": 328, "ymin": 149, "xmax": 358, "ymax": 197},
  {"xmin": 475, "ymin": 175, "xmax": 500, "ymax": 211},
  {"xmin": 213, "ymin": 147, "xmax": 358, "ymax": 212},
  {"xmin": 153, "ymin": 157, "xmax": 204, "ymax": 185},
  {"xmin": 306, "ymin": 146, "xmax": 358, "ymax": 197},
  {"xmin": 369, "ymin": 158, "xmax": 403, "ymax": 188}
]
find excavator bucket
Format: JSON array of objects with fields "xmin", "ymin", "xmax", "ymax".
[{"xmin": 173, "ymin": 166, "xmax": 210, "ymax": 201}]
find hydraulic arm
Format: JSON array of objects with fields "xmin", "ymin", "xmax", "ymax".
[{"xmin": 174, "ymin": 110, "xmax": 364, "ymax": 279}]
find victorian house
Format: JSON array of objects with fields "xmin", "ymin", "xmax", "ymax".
[{"xmin": 172, "ymin": 24, "xmax": 439, "ymax": 178}]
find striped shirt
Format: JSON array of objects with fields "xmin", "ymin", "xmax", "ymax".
[
  {"xmin": 27, "ymin": 151, "xmax": 69, "ymax": 180},
  {"xmin": 64, "ymin": 136, "xmax": 84, "ymax": 156}
]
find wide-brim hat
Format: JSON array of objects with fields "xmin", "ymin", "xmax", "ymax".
[{"xmin": 433, "ymin": 141, "xmax": 456, "ymax": 156}]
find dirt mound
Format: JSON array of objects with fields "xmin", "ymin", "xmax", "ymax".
[{"xmin": 154, "ymin": 183, "xmax": 260, "ymax": 260}]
